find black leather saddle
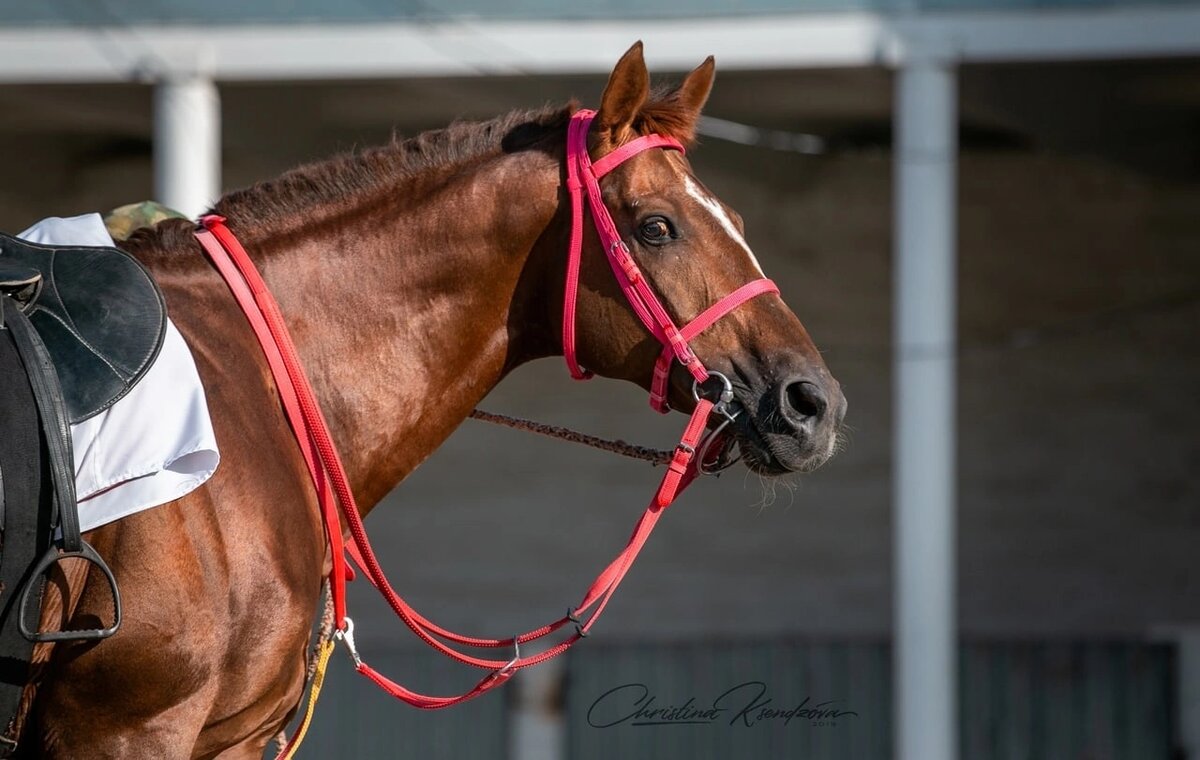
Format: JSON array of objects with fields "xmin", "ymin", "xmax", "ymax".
[{"xmin": 0, "ymin": 232, "xmax": 167, "ymax": 424}]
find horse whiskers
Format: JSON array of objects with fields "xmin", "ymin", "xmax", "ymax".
[
  {"xmin": 739, "ymin": 467, "xmax": 774, "ymax": 513},
  {"xmin": 767, "ymin": 471, "xmax": 800, "ymax": 511},
  {"xmin": 738, "ymin": 442, "xmax": 800, "ymax": 513},
  {"xmin": 749, "ymin": 472, "xmax": 799, "ymax": 514},
  {"xmin": 831, "ymin": 427, "xmax": 852, "ymax": 459}
]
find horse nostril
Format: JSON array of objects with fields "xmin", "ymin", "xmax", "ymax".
[{"xmin": 784, "ymin": 380, "xmax": 827, "ymax": 423}]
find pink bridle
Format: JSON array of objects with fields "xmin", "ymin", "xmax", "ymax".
[
  {"xmin": 192, "ymin": 110, "xmax": 781, "ymax": 728},
  {"xmin": 562, "ymin": 109, "xmax": 779, "ymax": 413}
]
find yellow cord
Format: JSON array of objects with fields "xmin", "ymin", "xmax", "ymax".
[{"xmin": 278, "ymin": 638, "xmax": 337, "ymax": 760}]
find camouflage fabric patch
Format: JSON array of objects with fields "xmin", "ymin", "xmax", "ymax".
[{"xmin": 103, "ymin": 201, "xmax": 188, "ymax": 241}]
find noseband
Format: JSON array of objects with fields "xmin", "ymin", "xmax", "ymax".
[{"xmin": 192, "ymin": 111, "xmax": 781, "ymax": 732}]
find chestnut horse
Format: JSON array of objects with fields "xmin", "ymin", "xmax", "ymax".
[{"xmin": 19, "ymin": 43, "xmax": 844, "ymax": 758}]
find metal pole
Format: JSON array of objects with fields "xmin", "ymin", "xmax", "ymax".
[
  {"xmin": 508, "ymin": 658, "xmax": 565, "ymax": 760},
  {"xmin": 153, "ymin": 73, "xmax": 220, "ymax": 219},
  {"xmin": 1179, "ymin": 632, "xmax": 1200, "ymax": 760},
  {"xmin": 894, "ymin": 48, "xmax": 959, "ymax": 760}
]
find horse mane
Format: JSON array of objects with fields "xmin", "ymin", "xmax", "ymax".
[
  {"xmin": 121, "ymin": 87, "xmax": 697, "ymax": 258},
  {"xmin": 214, "ymin": 85, "xmax": 698, "ymax": 234},
  {"xmin": 212, "ymin": 103, "xmax": 576, "ymax": 238}
]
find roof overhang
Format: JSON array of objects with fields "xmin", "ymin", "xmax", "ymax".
[{"xmin": 1, "ymin": 7, "xmax": 1199, "ymax": 84}]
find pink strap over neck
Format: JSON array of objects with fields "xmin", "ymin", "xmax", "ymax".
[
  {"xmin": 197, "ymin": 214, "xmax": 715, "ymax": 711},
  {"xmin": 561, "ymin": 109, "xmax": 779, "ymax": 411}
]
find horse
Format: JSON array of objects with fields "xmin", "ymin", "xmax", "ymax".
[{"xmin": 16, "ymin": 42, "xmax": 845, "ymax": 758}]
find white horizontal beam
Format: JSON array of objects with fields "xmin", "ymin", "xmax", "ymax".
[
  {"xmin": 0, "ymin": 16, "xmax": 888, "ymax": 82},
  {"xmin": 0, "ymin": 7, "xmax": 1198, "ymax": 83},
  {"xmin": 906, "ymin": 7, "xmax": 1200, "ymax": 62}
]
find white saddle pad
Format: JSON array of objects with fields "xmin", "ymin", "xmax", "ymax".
[{"xmin": 17, "ymin": 214, "xmax": 219, "ymax": 532}]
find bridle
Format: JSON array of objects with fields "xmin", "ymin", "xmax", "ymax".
[
  {"xmin": 193, "ymin": 108, "xmax": 780, "ymax": 736},
  {"xmin": 561, "ymin": 109, "xmax": 779, "ymax": 473},
  {"xmin": 563, "ymin": 109, "xmax": 778, "ymax": 414}
]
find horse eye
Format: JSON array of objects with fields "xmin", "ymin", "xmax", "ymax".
[{"xmin": 638, "ymin": 216, "xmax": 675, "ymax": 246}]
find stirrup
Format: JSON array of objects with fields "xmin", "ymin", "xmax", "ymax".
[{"xmin": 18, "ymin": 541, "xmax": 122, "ymax": 642}]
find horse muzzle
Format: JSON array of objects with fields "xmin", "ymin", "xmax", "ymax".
[{"xmin": 731, "ymin": 373, "xmax": 846, "ymax": 476}]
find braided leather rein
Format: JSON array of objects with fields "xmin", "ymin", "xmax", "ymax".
[{"xmin": 467, "ymin": 409, "xmax": 672, "ymax": 466}]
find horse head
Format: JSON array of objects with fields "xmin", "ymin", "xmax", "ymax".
[{"xmin": 563, "ymin": 43, "xmax": 846, "ymax": 475}]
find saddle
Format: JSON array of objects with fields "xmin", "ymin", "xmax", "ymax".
[
  {"xmin": 0, "ymin": 232, "xmax": 167, "ymax": 423},
  {"xmin": 0, "ymin": 232, "xmax": 164, "ymax": 752}
]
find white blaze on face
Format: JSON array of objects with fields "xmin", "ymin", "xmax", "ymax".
[{"xmin": 682, "ymin": 174, "xmax": 765, "ymax": 277}]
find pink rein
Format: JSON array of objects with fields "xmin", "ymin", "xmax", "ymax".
[{"xmin": 193, "ymin": 109, "xmax": 778, "ymax": 713}]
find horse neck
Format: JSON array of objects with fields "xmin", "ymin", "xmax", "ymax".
[{"xmin": 241, "ymin": 149, "xmax": 565, "ymax": 510}]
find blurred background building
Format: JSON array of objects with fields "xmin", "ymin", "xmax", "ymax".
[{"xmin": 1, "ymin": 2, "xmax": 1198, "ymax": 759}]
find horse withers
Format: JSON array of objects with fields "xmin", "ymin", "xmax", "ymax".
[{"xmin": 20, "ymin": 42, "xmax": 844, "ymax": 757}]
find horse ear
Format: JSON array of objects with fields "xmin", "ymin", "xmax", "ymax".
[
  {"xmin": 636, "ymin": 56, "xmax": 715, "ymax": 145},
  {"xmin": 596, "ymin": 41, "xmax": 650, "ymax": 140},
  {"xmin": 673, "ymin": 56, "xmax": 716, "ymax": 122}
]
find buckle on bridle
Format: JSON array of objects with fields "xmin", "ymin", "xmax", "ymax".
[
  {"xmin": 567, "ymin": 607, "xmax": 589, "ymax": 638},
  {"xmin": 690, "ymin": 371, "xmax": 743, "ymax": 475},
  {"xmin": 335, "ymin": 616, "xmax": 363, "ymax": 668},
  {"xmin": 496, "ymin": 636, "xmax": 522, "ymax": 677},
  {"xmin": 610, "ymin": 240, "xmax": 643, "ymax": 285},
  {"xmin": 696, "ymin": 414, "xmax": 742, "ymax": 475},
  {"xmin": 692, "ymin": 371, "xmax": 737, "ymax": 421}
]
